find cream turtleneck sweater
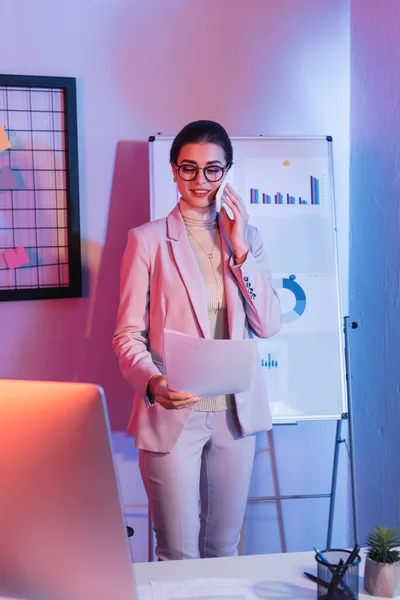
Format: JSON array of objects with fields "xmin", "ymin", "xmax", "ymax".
[{"xmin": 180, "ymin": 198, "xmax": 233, "ymax": 411}]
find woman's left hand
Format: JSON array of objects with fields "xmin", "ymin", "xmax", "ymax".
[{"xmin": 219, "ymin": 183, "xmax": 249, "ymax": 259}]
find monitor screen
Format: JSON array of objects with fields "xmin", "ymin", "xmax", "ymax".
[{"xmin": 0, "ymin": 379, "xmax": 137, "ymax": 600}]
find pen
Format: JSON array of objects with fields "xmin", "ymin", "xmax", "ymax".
[
  {"xmin": 326, "ymin": 558, "xmax": 344, "ymax": 599},
  {"xmin": 303, "ymin": 572, "xmax": 346, "ymax": 595},
  {"xmin": 331, "ymin": 546, "xmax": 361, "ymax": 600},
  {"xmin": 343, "ymin": 543, "xmax": 360, "ymax": 569},
  {"xmin": 314, "ymin": 547, "xmax": 331, "ymax": 565}
]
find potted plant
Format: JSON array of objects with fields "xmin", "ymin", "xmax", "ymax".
[{"xmin": 364, "ymin": 527, "xmax": 400, "ymax": 597}]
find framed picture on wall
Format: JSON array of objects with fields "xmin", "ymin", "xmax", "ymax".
[{"xmin": 0, "ymin": 73, "xmax": 82, "ymax": 302}]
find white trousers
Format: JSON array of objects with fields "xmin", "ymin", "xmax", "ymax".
[{"xmin": 139, "ymin": 409, "xmax": 256, "ymax": 561}]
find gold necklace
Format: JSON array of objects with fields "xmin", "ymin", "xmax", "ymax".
[
  {"xmin": 188, "ymin": 228, "xmax": 219, "ymax": 260},
  {"xmin": 187, "ymin": 227, "xmax": 223, "ymax": 312}
]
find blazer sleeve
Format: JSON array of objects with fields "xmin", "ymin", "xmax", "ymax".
[
  {"xmin": 112, "ymin": 228, "xmax": 161, "ymax": 401},
  {"xmin": 230, "ymin": 227, "xmax": 282, "ymax": 339}
]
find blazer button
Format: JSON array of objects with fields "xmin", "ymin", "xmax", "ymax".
[
  {"xmin": 249, "ymin": 287, "xmax": 254, "ymax": 293},
  {"xmin": 251, "ymin": 293, "xmax": 257, "ymax": 299},
  {"xmin": 244, "ymin": 276, "xmax": 249, "ymax": 282},
  {"xmin": 246, "ymin": 282, "xmax": 251, "ymax": 288}
]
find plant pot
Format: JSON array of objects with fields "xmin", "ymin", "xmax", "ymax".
[{"xmin": 364, "ymin": 556, "xmax": 400, "ymax": 597}]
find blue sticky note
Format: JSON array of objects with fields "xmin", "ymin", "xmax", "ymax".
[{"xmin": 0, "ymin": 166, "xmax": 18, "ymax": 190}]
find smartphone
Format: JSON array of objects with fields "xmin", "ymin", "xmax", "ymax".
[{"xmin": 215, "ymin": 166, "xmax": 234, "ymax": 212}]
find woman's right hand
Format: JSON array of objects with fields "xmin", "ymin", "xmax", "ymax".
[{"xmin": 148, "ymin": 375, "xmax": 200, "ymax": 410}]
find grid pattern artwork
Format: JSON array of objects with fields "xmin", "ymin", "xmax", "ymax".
[{"xmin": 0, "ymin": 74, "xmax": 81, "ymax": 301}]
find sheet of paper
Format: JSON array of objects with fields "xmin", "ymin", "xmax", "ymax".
[
  {"xmin": 3, "ymin": 246, "xmax": 30, "ymax": 270},
  {"xmin": 149, "ymin": 578, "xmax": 257, "ymax": 600},
  {"xmin": 163, "ymin": 329, "xmax": 258, "ymax": 397},
  {"xmin": 0, "ymin": 126, "xmax": 11, "ymax": 152},
  {"xmin": 0, "ymin": 166, "xmax": 18, "ymax": 190},
  {"xmin": 136, "ymin": 583, "xmax": 153, "ymax": 600}
]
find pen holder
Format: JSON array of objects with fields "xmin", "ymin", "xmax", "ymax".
[{"xmin": 315, "ymin": 549, "xmax": 360, "ymax": 600}]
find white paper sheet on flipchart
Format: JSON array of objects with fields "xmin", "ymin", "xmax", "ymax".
[
  {"xmin": 147, "ymin": 578, "xmax": 258, "ymax": 600},
  {"xmin": 163, "ymin": 329, "xmax": 258, "ymax": 398}
]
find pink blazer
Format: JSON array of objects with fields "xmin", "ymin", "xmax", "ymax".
[{"xmin": 112, "ymin": 204, "xmax": 282, "ymax": 453}]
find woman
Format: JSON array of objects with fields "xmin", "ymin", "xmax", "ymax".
[{"xmin": 113, "ymin": 120, "xmax": 282, "ymax": 561}]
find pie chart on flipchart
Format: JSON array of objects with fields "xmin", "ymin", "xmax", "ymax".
[{"xmin": 272, "ymin": 274, "xmax": 306, "ymax": 324}]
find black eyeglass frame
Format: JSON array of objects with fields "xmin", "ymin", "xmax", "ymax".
[{"xmin": 174, "ymin": 163, "xmax": 232, "ymax": 182}]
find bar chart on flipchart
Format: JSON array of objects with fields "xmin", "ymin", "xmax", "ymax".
[{"xmin": 250, "ymin": 176, "xmax": 321, "ymax": 206}]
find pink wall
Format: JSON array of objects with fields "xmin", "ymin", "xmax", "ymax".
[{"xmin": 0, "ymin": 0, "xmax": 350, "ymax": 561}]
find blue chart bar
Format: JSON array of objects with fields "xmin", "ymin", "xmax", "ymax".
[
  {"xmin": 261, "ymin": 353, "xmax": 279, "ymax": 369},
  {"xmin": 286, "ymin": 194, "xmax": 297, "ymax": 205},
  {"xmin": 250, "ymin": 188, "xmax": 259, "ymax": 204},
  {"xmin": 262, "ymin": 193, "xmax": 271, "ymax": 204},
  {"xmin": 310, "ymin": 176, "xmax": 320, "ymax": 204}
]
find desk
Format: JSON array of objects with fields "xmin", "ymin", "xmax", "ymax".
[
  {"xmin": 134, "ymin": 550, "xmax": 399, "ymax": 599},
  {"xmin": 1, "ymin": 551, "xmax": 398, "ymax": 599}
]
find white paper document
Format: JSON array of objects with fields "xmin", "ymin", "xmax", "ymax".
[
  {"xmin": 163, "ymin": 329, "xmax": 258, "ymax": 397},
  {"xmin": 148, "ymin": 578, "xmax": 257, "ymax": 600}
]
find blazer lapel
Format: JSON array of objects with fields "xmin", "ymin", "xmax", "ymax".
[
  {"xmin": 167, "ymin": 206, "xmax": 210, "ymax": 338},
  {"xmin": 218, "ymin": 216, "xmax": 239, "ymax": 338}
]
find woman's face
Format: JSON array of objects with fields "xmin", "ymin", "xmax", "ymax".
[{"xmin": 171, "ymin": 142, "xmax": 228, "ymax": 208}]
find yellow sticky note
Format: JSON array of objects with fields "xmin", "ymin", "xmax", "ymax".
[{"xmin": 0, "ymin": 126, "xmax": 11, "ymax": 152}]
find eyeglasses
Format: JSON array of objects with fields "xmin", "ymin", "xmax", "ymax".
[{"xmin": 174, "ymin": 163, "xmax": 231, "ymax": 182}]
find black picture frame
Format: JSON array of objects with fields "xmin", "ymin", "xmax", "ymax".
[{"xmin": 0, "ymin": 74, "xmax": 82, "ymax": 301}]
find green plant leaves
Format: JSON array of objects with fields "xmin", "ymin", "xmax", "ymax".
[{"xmin": 366, "ymin": 527, "xmax": 400, "ymax": 564}]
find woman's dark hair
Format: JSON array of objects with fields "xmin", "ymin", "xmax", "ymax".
[{"xmin": 169, "ymin": 120, "xmax": 233, "ymax": 166}]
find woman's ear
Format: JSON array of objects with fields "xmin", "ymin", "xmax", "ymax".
[{"xmin": 171, "ymin": 163, "xmax": 177, "ymax": 182}]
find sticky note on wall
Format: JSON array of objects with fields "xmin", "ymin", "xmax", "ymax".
[
  {"xmin": 0, "ymin": 126, "xmax": 11, "ymax": 152},
  {"xmin": 3, "ymin": 246, "xmax": 30, "ymax": 270},
  {"xmin": 0, "ymin": 166, "xmax": 18, "ymax": 190}
]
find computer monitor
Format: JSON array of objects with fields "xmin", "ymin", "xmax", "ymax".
[{"xmin": 0, "ymin": 379, "xmax": 137, "ymax": 600}]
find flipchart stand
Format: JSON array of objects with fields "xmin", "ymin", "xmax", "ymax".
[
  {"xmin": 246, "ymin": 316, "xmax": 359, "ymax": 551},
  {"xmin": 147, "ymin": 317, "xmax": 358, "ymax": 561}
]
